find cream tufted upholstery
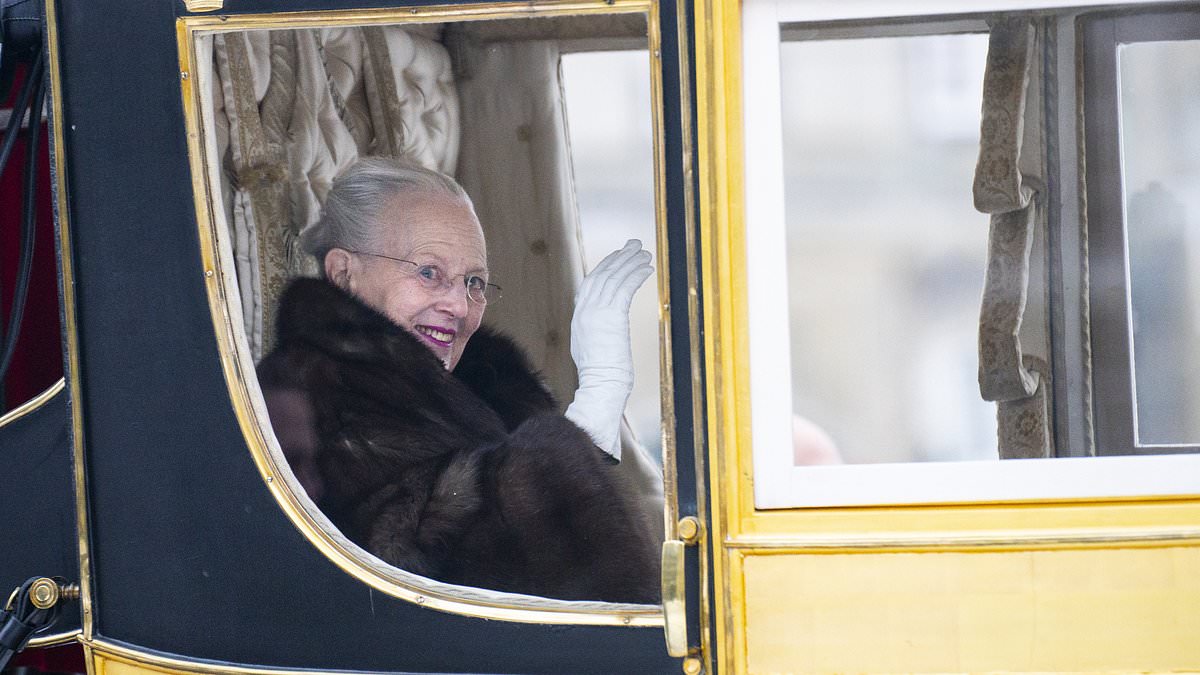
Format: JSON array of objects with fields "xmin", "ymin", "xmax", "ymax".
[
  {"xmin": 454, "ymin": 40, "xmax": 582, "ymax": 408},
  {"xmin": 209, "ymin": 26, "xmax": 460, "ymax": 360}
]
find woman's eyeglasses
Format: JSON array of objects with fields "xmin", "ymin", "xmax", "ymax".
[{"xmin": 352, "ymin": 251, "xmax": 501, "ymax": 305}]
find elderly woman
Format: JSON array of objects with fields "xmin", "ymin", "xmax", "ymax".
[{"xmin": 257, "ymin": 157, "xmax": 662, "ymax": 603}]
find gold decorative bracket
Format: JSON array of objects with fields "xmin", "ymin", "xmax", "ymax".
[
  {"xmin": 30, "ymin": 578, "xmax": 62, "ymax": 609},
  {"xmin": 662, "ymin": 516, "xmax": 703, "ymax": 659},
  {"xmin": 183, "ymin": 0, "xmax": 223, "ymax": 12},
  {"xmin": 12, "ymin": 577, "xmax": 81, "ymax": 610}
]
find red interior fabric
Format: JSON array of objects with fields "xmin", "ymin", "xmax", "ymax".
[
  {"xmin": 8, "ymin": 642, "xmax": 86, "ymax": 673},
  {"xmin": 0, "ymin": 66, "xmax": 62, "ymax": 412}
]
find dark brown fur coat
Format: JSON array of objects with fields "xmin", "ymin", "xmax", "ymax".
[{"xmin": 258, "ymin": 278, "xmax": 661, "ymax": 604}]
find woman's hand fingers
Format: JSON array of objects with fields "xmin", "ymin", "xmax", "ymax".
[{"xmin": 578, "ymin": 240, "xmax": 643, "ymax": 303}]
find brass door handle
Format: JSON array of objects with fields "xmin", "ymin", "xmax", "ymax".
[
  {"xmin": 662, "ymin": 539, "xmax": 687, "ymax": 657},
  {"xmin": 662, "ymin": 515, "xmax": 702, "ymax": 658}
]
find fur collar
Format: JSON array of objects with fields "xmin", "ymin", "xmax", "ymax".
[{"xmin": 273, "ymin": 277, "xmax": 559, "ymax": 434}]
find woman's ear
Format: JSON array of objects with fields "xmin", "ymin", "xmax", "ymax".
[{"xmin": 324, "ymin": 248, "xmax": 354, "ymax": 291}]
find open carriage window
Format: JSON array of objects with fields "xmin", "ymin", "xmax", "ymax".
[
  {"xmin": 561, "ymin": 49, "xmax": 661, "ymax": 461},
  {"xmin": 181, "ymin": 4, "xmax": 668, "ymax": 619}
]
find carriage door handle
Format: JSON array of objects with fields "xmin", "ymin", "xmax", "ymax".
[{"xmin": 662, "ymin": 515, "xmax": 702, "ymax": 658}]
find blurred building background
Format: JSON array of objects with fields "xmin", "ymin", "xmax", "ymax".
[
  {"xmin": 1119, "ymin": 40, "xmax": 1200, "ymax": 446},
  {"xmin": 778, "ymin": 34, "xmax": 998, "ymax": 464}
]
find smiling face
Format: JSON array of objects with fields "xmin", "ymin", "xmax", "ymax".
[{"xmin": 324, "ymin": 189, "xmax": 488, "ymax": 370}]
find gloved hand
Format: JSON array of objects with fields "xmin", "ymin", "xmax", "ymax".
[{"xmin": 564, "ymin": 239, "xmax": 654, "ymax": 460}]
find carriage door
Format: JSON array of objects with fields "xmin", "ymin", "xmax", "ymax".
[
  {"xmin": 38, "ymin": 0, "xmax": 699, "ymax": 672},
  {"xmin": 668, "ymin": 0, "xmax": 1200, "ymax": 671}
]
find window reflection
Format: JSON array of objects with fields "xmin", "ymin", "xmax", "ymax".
[
  {"xmin": 1119, "ymin": 40, "xmax": 1200, "ymax": 446},
  {"xmin": 780, "ymin": 34, "xmax": 997, "ymax": 464}
]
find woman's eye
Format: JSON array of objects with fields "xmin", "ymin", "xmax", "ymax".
[
  {"xmin": 417, "ymin": 265, "xmax": 441, "ymax": 282},
  {"xmin": 466, "ymin": 276, "xmax": 487, "ymax": 292}
]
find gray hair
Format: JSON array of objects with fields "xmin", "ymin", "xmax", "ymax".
[{"xmin": 299, "ymin": 157, "xmax": 472, "ymax": 270}]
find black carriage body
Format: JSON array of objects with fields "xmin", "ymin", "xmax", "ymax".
[{"xmin": 0, "ymin": 0, "xmax": 703, "ymax": 672}]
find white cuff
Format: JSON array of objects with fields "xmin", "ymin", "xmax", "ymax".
[{"xmin": 564, "ymin": 366, "xmax": 633, "ymax": 461}]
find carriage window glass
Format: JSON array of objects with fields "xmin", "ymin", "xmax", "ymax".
[
  {"xmin": 561, "ymin": 50, "xmax": 661, "ymax": 462},
  {"xmin": 750, "ymin": 5, "xmax": 1200, "ymax": 507},
  {"xmin": 780, "ymin": 33, "xmax": 995, "ymax": 464},
  {"xmin": 1118, "ymin": 40, "xmax": 1200, "ymax": 446}
]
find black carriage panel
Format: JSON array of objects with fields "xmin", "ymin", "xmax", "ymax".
[
  {"xmin": 0, "ymin": 385, "xmax": 79, "ymax": 641},
  {"xmin": 50, "ymin": 0, "xmax": 688, "ymax": 672}
]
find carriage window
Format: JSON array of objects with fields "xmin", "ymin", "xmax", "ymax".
[
  {"xmin": 1117, "ymin": 40, "xmax": 1200, "ymax": 446},
  {"xmin": 744, "ymin": 1, "xmax": 1200, "ymax": 509},
  {"xmin": 183, "ymin": 5, "xmax": 667, "ymax": 617},
  {"xmin": 1085, "ymin": 9, "xmax": 1200, "ymax": 457},
  {"xmin": 780, "ymin": 33, "xmax": 994, "ymax": 464},
  {"xmin": 561, "ymin": 50, "xmax": 661, "ymax": 462}
]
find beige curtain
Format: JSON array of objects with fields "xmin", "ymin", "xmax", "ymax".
[
  {"xmin": 453, "ymin": 40, "xmax": 582, "ymax": 406},
  {"xmin": 210, "ymin": 26, "xmax": 460, "ymax": 360},
  {"xmin": 454, "ymin": 39, "xmax": 664, "ymax": 528},
  {"xmin": 973, "ymin": 19, "xmax": 1053, "ymax": 459}
]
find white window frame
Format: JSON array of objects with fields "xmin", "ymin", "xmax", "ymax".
[{"xmin": 746, "ymin": 0, "xmax": 1200, "ymax": 509}]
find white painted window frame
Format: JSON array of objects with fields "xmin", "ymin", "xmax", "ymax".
[{"xmin": 745, "ymin": 0, "xmax": 1200, "ymax": 509}]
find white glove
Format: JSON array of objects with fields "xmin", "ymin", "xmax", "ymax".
[{"xmin": 565, "ymin": 240, "xmax": 654, "ymax": 460}]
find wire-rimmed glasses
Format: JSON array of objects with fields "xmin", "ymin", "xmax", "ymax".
[{"xmin": 351, "ymin": 251, "xmax": 502, "ymax": 305}]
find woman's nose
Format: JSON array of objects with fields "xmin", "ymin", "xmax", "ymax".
[{"xmin": 433, "ymin": 279, "xmax": 471, "ymax": 316}]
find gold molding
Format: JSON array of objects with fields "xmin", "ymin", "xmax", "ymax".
[
  {"xmin": 28, "ymin": 628, "xmax": 81, "ymax": 649},
  {"xmin": 738, "ymin": 493, "xmax": 1200, "ymax": 543},
  {"xmin": 83, "ymin": 641, "xmax": 97, "ymax": 675},
  {"xmin": 44, "ymin": 0, "xmax": 94, "ymax": 643},
  {"xmin": 180, "ymin": 0, "xmax": 652, "ymax": 32},
  {"xmin": 178, "ymin": 0, "xmax": 666, "ymax": 627},
  {"xmin": 692, "ymin": 0, "xmax": 746, "ymax": 672},
  {"xmin": 726, "ymin": 526, "xmax": 1200, "ymax": 552},
  {"xmin": 182, "ymin": 0, "xmax": 223, "ymax": 11},
  {"xmin": 0, "ymin": 378, "xmax": 64, "ymax": 428},
  {"xmin": 673, "ymin": 0, "xmax": 715, "ymax": 671},
  {"xmin": 89, "ymin": 638, "xmax": 353, "ymax": 675},
  {"xmin": 648, "ymin": 0, "xmax": 679, "ymax": 550}
]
